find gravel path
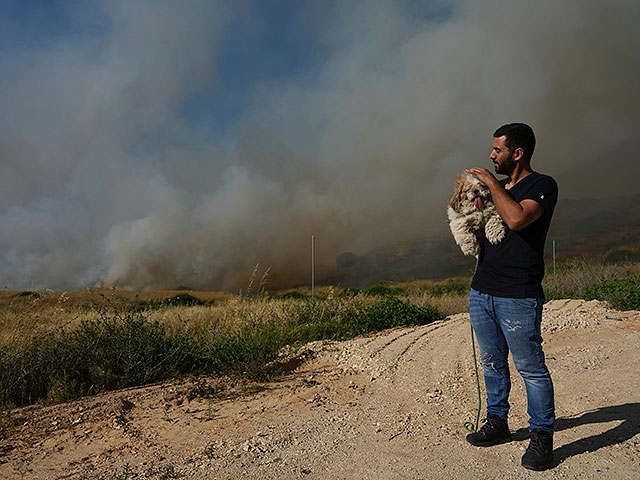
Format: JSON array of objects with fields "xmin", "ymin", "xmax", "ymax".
[{"xmin": 2, "ymin": 300, "xmax": 639, "ymax": 479}]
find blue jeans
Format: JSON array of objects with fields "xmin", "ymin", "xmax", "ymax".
[{"xmin": 469, "ymin": 288, "xmax": 555, "ymax": 434}]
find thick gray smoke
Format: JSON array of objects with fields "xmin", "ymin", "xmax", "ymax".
[{"xmin": 1, "ymin": 0, "xmax": 639, "ymax": 291}]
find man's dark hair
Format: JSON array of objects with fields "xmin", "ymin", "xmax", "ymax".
[{"xmin": 493, "ymin": 123, "xmax": 536, "ymax": 162}]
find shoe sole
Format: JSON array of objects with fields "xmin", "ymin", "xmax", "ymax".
[
  {"xmin": 521, "ymin": 456, "xmax": 553, "ymax": 471},
  {"xmin": 466, "ymin": 434, "xmax": 512, "ymax": 447}
]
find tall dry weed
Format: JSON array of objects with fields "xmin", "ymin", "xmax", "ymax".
[{"xmin": 543, "ymin": 260, "xmax": 640, "ymax": 300}]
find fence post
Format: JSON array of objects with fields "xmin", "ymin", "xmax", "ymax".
[{"xmin": 311, "ymin": 235, "xmax": 315, "ymax": 299}]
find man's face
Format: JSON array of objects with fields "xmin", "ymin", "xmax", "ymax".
[{"xmin": 490, "ymin": 135, "xmax": 516, "ymax": 176}]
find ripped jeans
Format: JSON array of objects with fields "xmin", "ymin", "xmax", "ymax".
[{"xmin": 469, "ymin": 289, "xmax": 555, "ymax": 434}]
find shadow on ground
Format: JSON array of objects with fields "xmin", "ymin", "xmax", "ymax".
[{"xmin": 512, "ymin": 402, "xmax": 640, "ymax": 468}]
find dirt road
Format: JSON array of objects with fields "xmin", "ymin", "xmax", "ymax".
[{"xmin": 2, "ymin": 299, "xmax": 639, "ymax": 479}]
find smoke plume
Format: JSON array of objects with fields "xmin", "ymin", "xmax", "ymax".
[{"xmin": 1, "ymin": 0, "xmax": 639, "ymax": 291}]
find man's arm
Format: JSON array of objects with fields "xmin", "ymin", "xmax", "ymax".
[{"xmin": 465, "ymin": 167, "xmax": 544, "ymax": 231}]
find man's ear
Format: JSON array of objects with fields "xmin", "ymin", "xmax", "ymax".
[{"xmin": 513, "ymin": 147, "xmax": 524, "ymax": 161}]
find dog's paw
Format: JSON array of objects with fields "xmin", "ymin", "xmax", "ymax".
[
  {"xmin": 459, "ymin": 238, "xmax": 481, "ymax": 257},
  {"xmin": 485, "ymin": 215, "xmax": 506, "ymax": 245}
]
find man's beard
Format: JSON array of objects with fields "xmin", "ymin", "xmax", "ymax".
[{"xmin": 494, "ymin": 156, "xmax": 516, "ymax": 176}]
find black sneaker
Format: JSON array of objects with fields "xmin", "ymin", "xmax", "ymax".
[
  {"xmin": 521, "ymin": 430, "xmax": 553, "ymax": 471},
  {"xmin": 466, "ymin": 413, "xmax": 511, "ymax": 447}
]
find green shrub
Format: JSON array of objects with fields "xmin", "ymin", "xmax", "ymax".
[
  {"xmin": 363, "ymin": 283, "xmax": 405, "ymax": 297},
  {"xmin": 581, "ymin": 274, "xmax": 640, "ymax": 310},
  {"xmin": 161, "ymin": 293, "xmax": 206, "ymax": 307},
  {"xmin": 422, "ymin": 278, "xmax": 470, "ymax": 296},
  {"xmin": 338, "ymin": 287, "xmax": 361, "ymax": 297},
  {"xmin": 267, "ymin": 290, "xmax": 307, "ymax": 300},
  {"xmin": 336, "ymin": 284, "xmax": 406, "ymax": 298},
  {"xmin": 15, "ymin": 291, "xmax": 40, "ymax": 298},
  {"xmin": 0, "ymin": 314, "xmax": 208, "ymax": 408},
  {"xmin": 603, "ymin": 249, "xmax": 640, "ymax": 265},
  {"xmin": 362, "ymin": 296, "xmax": 444, "ymax": 331},
  {"xmin": 127, "ymin": 293, "xmax": 207, "ymax": 311}
]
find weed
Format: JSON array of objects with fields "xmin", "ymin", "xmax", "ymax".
[
  {"xmin": 158, "ymin": 464, "xmax": 180, "ymax": 479},
  {"xmin": 0, "ymin": 409, "xmax": 24, "ymax": 436},
  {"xmin": 241, "ymin": 263, "xmax": 270, "ymax": 298},
  {"xmin": 19, "ymin": 467, "xmax": 33, "ymax": 480},
  {"xmin": 194, "ymin": 403, "xmax": 220, "ymax": 421},
  {"xmin": 114, "ymin": 464, "xmax": 136, "ymax": 480},
  {"xmin": 183, "ymin": 377, "xmax": 230, "ymax": 402},
  {"xmin": 203, "ymin": 442, "xmax": 218, "ymax": 459}
]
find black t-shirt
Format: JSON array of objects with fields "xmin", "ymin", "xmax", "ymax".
[{"xmin": 471, "ymin": 172, "xmax": 558, "ymax": 298}]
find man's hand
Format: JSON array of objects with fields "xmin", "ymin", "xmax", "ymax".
[
  {"xmin": 464, "ymin": 167, "xmax": 544, "ymax": 231},
  {"xmin": 465, "ymin": 167, "xmax": 499, "ymax": 188}
]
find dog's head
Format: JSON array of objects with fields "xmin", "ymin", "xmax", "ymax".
[{"xmin": 449, "ymin": 173, "xmax": 491, "ymax": 213}]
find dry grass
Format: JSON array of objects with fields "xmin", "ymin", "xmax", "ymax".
[
  {"xmin": 0, "ymin": 288, "xmax": 232, "ymax": 348},
  {"xmin": 543, "ymin": 260, "xmax": 640, "ymax": 300},
  {"xmin": 0, "ymin": 288, "xmax": 379, "ymax": 349},
  {"xmin": 397, "ymin": 277, "xmax": 471, "ymax": 317},
  {"xmin": 0, "ymin": 291, "xmax": 83, "ymax": 348},
  {"xmin": 4, "ymin": 260, "xmax": 639, "ymax": 350},
  {"xmin": 406, "ymin": 291, "xmax": 468, "ymax": 317}
]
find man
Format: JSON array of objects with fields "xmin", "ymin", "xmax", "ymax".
[{"xmin": 465, "ymin": 123, "xmax": 558, "ymax": 471}]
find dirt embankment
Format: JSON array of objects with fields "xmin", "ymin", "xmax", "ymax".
[{"xmin": 1, "ymin": 299, "xmax": 639, "ymax": 479}]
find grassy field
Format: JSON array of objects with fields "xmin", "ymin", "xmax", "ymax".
[
  {"xmin": 1, "ymin": 259, "xmax": 639, "ymax": 410},
  {"xmin": 0, "ymin": 285, "xmax": 445, "ymax": 409},
  {"xmin": 0, "ymin": 288, "xmax": 234, "ymax": 349}
]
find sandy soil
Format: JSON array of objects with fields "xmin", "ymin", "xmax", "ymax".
[{"xmin": 1, "ymin": 299, "xmax": 639, "ymax": 479}]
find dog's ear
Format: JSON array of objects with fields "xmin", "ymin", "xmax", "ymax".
[{"xmin": 449, "ymin": 174, "xmax": 464, "ymax": 211}]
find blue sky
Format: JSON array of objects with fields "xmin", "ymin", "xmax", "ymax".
[
  {"xmin": 1, "ymin": 0, "xmax": 324, "ymax": 136},
  {"xmin": 185, "ymin": 1, "xmax": 326, "ymax": 135}
]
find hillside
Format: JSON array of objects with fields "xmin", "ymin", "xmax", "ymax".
[
  {"xmin": 324, "ymin": 194, "xmax": 640, "ymax": 288},
  {"xmin": 2, "ymin": 299, "xmax": 638, "ymax": 479}
]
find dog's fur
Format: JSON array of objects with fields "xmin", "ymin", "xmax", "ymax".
[{"xmin": 447, "ymin": 173, "xmax": 506, "ymax": 257}]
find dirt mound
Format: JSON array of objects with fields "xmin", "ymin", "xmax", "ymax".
[{"xmin": 2, "ymin": 300, "xmax": 639, "ymax": 479}]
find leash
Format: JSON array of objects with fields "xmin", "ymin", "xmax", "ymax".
[
  {"xmin": 463, "ymin": 319, "xmax": 482, "ymax": 432},
  {"xmin": 463, "ymin": 256, "xmax": 483, "ymax": 433},
  {"xmin": 446, "ymin": 202, "xmax": 487, "ymax": 432}
]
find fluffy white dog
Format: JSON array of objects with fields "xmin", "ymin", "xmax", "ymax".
[{"xmin": 447, "ymin": 172, "xmax": 506, "ymax": 257}]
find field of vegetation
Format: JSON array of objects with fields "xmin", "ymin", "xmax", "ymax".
[{"xmin": 1, "ymin": 259, "xmax": 639, "ymax": 411}]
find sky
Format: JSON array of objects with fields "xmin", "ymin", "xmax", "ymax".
[{"xmin": 1, "ymin": 0, "xmax": 639, "ymax": 291}]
